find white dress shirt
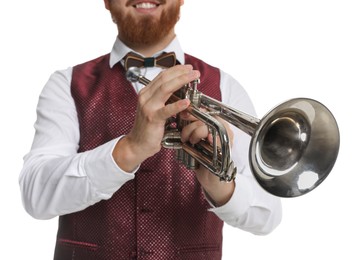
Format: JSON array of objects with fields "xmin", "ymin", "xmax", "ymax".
[{"xmin": 19, "ymin": 37, "xmax": 282, "ymax": 235}]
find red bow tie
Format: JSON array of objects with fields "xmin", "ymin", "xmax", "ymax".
[{"xmin": 123, "ymin": 52, "xmax": 177, "ymax": 71}]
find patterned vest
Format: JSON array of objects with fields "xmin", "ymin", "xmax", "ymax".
[{"xmin": 54, "ymin": 53, "xmax": 224, "ymax": 260}]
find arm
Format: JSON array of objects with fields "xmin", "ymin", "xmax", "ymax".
[
  {"xmin": 19, "ymin": 68, "xmax": 134, "ymax": 219},
  {"xmin": 19, "ymin": 65, "xmax": 200, "ymax": 220}
]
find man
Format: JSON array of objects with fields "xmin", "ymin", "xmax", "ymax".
[{"xmin": 19, "ymin": 0, "xmax": 282, "ymax": 259}]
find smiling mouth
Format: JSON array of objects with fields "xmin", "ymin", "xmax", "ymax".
[{"xmin": 134, "ymin": 2, "xmax": 160, "ymax": 9}]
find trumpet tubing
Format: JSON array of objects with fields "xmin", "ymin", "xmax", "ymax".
[{"xmin": 126, "ymin": 67, "xmax": 340, "ymax": 198}]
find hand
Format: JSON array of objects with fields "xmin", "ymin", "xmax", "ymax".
[
  {"xmin": 180, "ymin": 111, "xmax": 235, "ymax": 206},
  {"xmin": 112, "ymin": 65, "xmax": 200, "ymax": 172}
]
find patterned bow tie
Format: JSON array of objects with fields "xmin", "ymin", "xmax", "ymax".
[{"xmin": 124, "ymin": 52, "xmax": 176, "ymax": 71}]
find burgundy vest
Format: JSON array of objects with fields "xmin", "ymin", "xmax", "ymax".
[{"xmin": 54, "ymin": 53, "xmax": 224, "ymax": 260}]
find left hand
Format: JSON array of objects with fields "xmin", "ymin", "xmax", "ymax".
[{"xmin": 180, "ymin": 111, "xmax": 235, "ymax": 207}]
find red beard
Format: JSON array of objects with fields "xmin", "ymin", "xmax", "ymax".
[{"xmin": 114, "ymin": 1, "xmax": 180, "ymax": 46}]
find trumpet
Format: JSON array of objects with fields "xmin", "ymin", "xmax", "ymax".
[{"xmin": 126, "ymin": 67, "xmax": 340, "ymax": 198}]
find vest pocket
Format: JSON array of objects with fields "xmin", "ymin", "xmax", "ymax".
[
  {"xmin": 178, "ymin": 244, "xmax": 221, "ymax": 255},
  {"xmin": 57, "ymin": 238, "xmax": 99, "ymax": 251}
]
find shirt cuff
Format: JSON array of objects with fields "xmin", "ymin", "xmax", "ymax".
[
  {"xmin": 83, "ymin": 136, "xmax": 137, "ymax": 196},
  {"xmin": 208, "ymin": 174, "xmax": 254, "ymax": 219}
]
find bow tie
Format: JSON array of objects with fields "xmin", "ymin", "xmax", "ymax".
[{"xmin": 124, "ymin": 52, "xmax": 176, "ymax": 71}]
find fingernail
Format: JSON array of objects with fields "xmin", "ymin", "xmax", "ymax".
[
  {"xmin": 180, "ymin": 99, "xmax": 190, "ymax": 108},
  {"xmin": 181, "ymin": 111, "xmax": 189, "ymax": 118}
]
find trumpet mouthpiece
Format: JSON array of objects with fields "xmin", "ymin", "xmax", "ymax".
[{"xmin": 126, "ymin": 67, "xmax": 141, "ymax": 83}]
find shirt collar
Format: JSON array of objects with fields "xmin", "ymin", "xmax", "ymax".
[{"xmin": 109, "ymin": 36, "xmax": 185, "ymax": 68}]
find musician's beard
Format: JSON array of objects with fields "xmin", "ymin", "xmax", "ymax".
[{"xmin": 115, "ymin": 2, "xmax": 180, "ymax": 46}]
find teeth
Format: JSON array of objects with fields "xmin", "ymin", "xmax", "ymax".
[{"xmin": 135, "ymin": 3, "xmax": 157, "ymax": 9}]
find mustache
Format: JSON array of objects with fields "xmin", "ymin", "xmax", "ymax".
[{"xmin": 126, "ymin": 0, "xmax": 167, "ymax": 7}]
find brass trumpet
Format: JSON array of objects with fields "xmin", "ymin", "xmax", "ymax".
[{"xmin": 126, "ymin": 67, "xmax": 340, "ymax": 198}]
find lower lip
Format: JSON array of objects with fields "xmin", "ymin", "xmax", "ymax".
[{"xmin": 134, "ymin": 5, "xmax": 159, "ymax": 14}]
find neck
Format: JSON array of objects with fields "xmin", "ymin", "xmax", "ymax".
[{"xmin": 120, "ymin": 31, "xmax": 176, "ymax": 57}]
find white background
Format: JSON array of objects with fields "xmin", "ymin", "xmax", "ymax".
[{"xmin": 1, "ymin": 0, "xmax": 356, "ymax": 259}]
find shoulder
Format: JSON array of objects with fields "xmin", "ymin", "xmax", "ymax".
[
  {"xmin": 73, "ymin": 54, "xmax": 110, "ymax": 72},
  {"xmin": 219, "ymin": 69, "xmax": 257, "ymax": 116}
]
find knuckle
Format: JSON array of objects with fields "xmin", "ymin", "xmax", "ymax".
[
  {"xmin": 158, "ymin": 71, "xmax": 171, "ymax": 85},
  {"xmin": 140, "ymin": 103, "xmax": 157, "ymax": 123},
  {"xmin": 178, "ymin": 73, "xmax": 191, "ymax": 84},
  {"xmin": 137, "ymin": 91, "xmax": 147, "ymax": 105},
  {"xmin": 159, "ymin": 82, "xmax": 170, "ymax": 94}
]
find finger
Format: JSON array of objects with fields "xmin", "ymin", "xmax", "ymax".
[
  {"xmin": 181, "ymin": 112, "xmax": 234, "ymax": 146},
  {"xmin": 179, "ymin": 110, "xmax": 196, "ymax": 121},
  {"xmin": 156, "ymin": 98, "xmax": 191, "ymax": 121},
  {"xmin": 180, "ymin": 107, "xmax": 208, "ymax": 121},
  {"xmin": 141, "ymin": 65, "xmax": 200, "ymax": 104},
  {"xmin": 181, "ymin": 120, "xmax": 209, "ymax": 144},
  {"xmin": 140, "ymin": 65, "xmax": 192, "ymax": 97}
]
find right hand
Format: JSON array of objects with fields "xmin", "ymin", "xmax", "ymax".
[
  {"xmin": 112, "ymin": 65, "xmax": 200, "ymax": 172},
  {"xmin": 179, "ymin": 111, "xmax": 236, "ymax": 206}
]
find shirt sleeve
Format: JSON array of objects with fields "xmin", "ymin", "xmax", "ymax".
[
  {"xmin": 208, "ymin": 70, "xmax": 282, "ymax": 235},
  {"xmin": 19, "ymin": 68, "xmax": 135, "ymax": 220}
]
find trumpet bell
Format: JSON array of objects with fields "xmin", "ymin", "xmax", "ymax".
[
  {"xmin": 250, "ymin": 98, "xmax": 340, "ymax": 197},
  {"xmin": 126, "ymin": 67, "xmax": 340, "ymax": 198}
]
